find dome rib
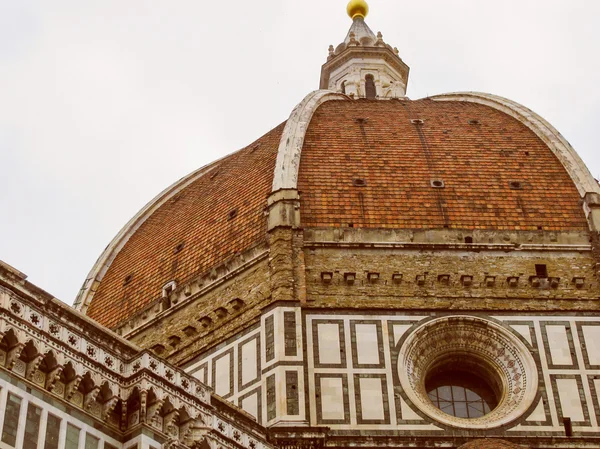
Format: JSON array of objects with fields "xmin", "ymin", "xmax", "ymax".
[{"xmin": 272, "ymin": 90, "xmax": 349, "ymax": 192}]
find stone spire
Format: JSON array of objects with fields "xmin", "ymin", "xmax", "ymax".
[{"xmin": 320, "ymin": 0, "xmax": 409, "ymax": 99}]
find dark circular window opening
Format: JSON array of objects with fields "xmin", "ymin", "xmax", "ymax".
[{"xmin": 426, "ymin": 369, "xmax": 499, "ymax": 419}]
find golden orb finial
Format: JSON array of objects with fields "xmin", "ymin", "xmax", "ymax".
[{"xmin": 347, "ymin": 0, "xmax": 369, "ymax": 20}]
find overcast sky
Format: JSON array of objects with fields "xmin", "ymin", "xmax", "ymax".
[{"xmin": 1, "ymin": 0, "xmax": 599, "ymax": 305}]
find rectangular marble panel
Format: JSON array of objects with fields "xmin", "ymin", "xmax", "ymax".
[
  {"xmin": 358, "ymin": 377, "xmax": 385, "ymax": 420},
  {"xmin": 265, "ymin": 315, "xmax": 275, "ymax": 363},
  {"xmin": 320, "ymin": 377, "xmax": 345, "ymax": 421},
  {"xmin": 192, "ymin": 363, "xmax": 208, "ymax": 385},
  {"xmin": 510, "ymin": 324, "xmax": 533, "ymax": 346},
  {"xmin": 286, "ymin": 371, "xmax": 299, "ymax": 416},
  {"xmin": 284, "ymin": 312, "xmax": 297, "ymax": 357},
  {"xmin": 240, "ymin": 338, "xmax": 258, "ymax": 386},
  {"xmin": 581, "ymin": 325, "xmax": 600, "ymax": 366},
  {"xmin": 317, "ymin": 323, "xmax": 342, "ymax": 365},
  {"xmin": 391, "ymin": 324, "xmax": 412, "ymax": 346},
  {"xmin": 240, "ymin": 391, "xmax": 259, "ymax": 421},
  {"xmin": 556, "ymin": 378, "xmax": 584, "ymax": 422},
  {"xmin": 355, "ymin": 324, "xmax": 380, "ymax": 366},
  {"xmin": 214, "ymin": 352, "xmax": 232, "ymax": 397},
  {"xmin": 546, "ymin": 325, "xmax": 572, "ymax": 366},
  {"xmin": 266, "ymin": 374, "xmax": 276, "ymax": 421}
]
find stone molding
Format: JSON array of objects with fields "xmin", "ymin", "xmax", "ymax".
[
  {"xmin": 267, "ymin": 190, "xmax": 301, "ymax": 231},
  {"xmin": 0, "ymin": 274, "xmax": 272, "ymax": 449},
  {"xmin": 271, "ymin": 91, "xmax": 349, "ymax": 192},
  {"xmin": 430, "ymin": 93, "xmax": 600, "ymax": 205},
  {"xmin": 303, "ymin": 228, "xmax": 591, "ymax": 247}
]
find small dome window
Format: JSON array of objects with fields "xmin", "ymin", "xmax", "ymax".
[
  {"xmin": 431, "ymin": 179, "xmax": 445, "ymax": 188},
  {"xmin": 353, "ymin": 178, "xmax": 367, "ymax": 187},
  {"xmin": 123, "ymin": 274, "xmax": 133, "ymax": 286},
  {"xmin": 365, "ymin": 74, "xmax": 376, "ymax": 99},
  {"xmin": 509, "ymin": 181, "xmax": 523, "ymax": 190}
]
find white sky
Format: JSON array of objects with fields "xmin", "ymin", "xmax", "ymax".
[{"xmin": 1, "ymin": 0, "xmax": 599, "ymax": 305}]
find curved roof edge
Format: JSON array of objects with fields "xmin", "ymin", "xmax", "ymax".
[
  {"xmin": 272, "ymin": 90, "xmax": 349, "ymax": 192},
  {"xmin": 74, "ymin": 158, "xmax": 227, "ymax": 314},
  {"xmin": 430, "ymin": 92, "xmax": 600, "ymax": 198}
]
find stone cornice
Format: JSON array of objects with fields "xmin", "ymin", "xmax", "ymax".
[
  {"xmin": 304, "ymin": 241, "xmax": 591, "ymax": 252},
  {"xmin": 0, "ymin": 268, "xmax": 272, "ymax": 449}
]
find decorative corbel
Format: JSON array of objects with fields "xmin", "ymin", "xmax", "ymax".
[
  {"xmin": 6, "ymin": 343, "xmax": 25, "ymax": 369},
  {"xmin": 120, "ymin": 400, "xmax": 128, "ymax": 431},
  {"xmin": 65, "ymin": 375, "xmax": 82, "ymax": 401},
  {"xmin": 182, "ymin": 419, "xmax": 211, "ymax": 448},
  {"xmin": 190, "ymin": 436, "xmax": 212, "ymax": 449},
  {"xmin": 140, "ymin": 390, "xmax": 148, "ymax": 423},
  {"xmin": 164, "ymin": 440, "xmax": 184, "ymax": 449},
  {"xmin": 45, "ymin": 365, "xmax": 63, "ymax": 391},
  {"xmin": 84, "ymin": 386, "xmax": 101, "ymax": 409},
  {"xmin": 26, "ymin": 353, "xmax": 45, "ymax": 379},
  {"xmin": 164, "ymin": 409, "xmax": 180, "ymax": 436},
  {"xmin": 102, "ymin": 396, "xmax": 119, "ymax": 422},
  {"xmin": 147, "ymin": 399, "xmax": 164, "ymax": 425}
]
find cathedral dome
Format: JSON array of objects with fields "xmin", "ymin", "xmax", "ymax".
[
  {"xmin": 78, "ymin": 93, "xmax": 593, "ymax": 329},
  {"xmin": 76, "ymin": 5, "xmax": 599, "ymax": 331}
]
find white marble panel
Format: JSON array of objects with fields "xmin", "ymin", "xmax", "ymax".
[
  {"xmin": 546, "ymin": 325, "xmax": 572, "ymax": 365},
  {"xmin": 400, "ymin": 396, "xmax": 422, "ymax": 421},
  {"xmin": 556, "ymin": 378, "xmax": 584, "ymax": 421},
  {"xmin": 241, "ymin": 393, "xmax": 258, "ymax": 420},
  {"xmin": 392, "ymin": 324, "xmax": 412, "ymax": 346},
  {"xmin": 358, "ymin": 377, "xmax": 384, "ymax": 420},
  {"xmin": 526, "ymin": 398, "xmax": 546, "ymax": 422},
  {"xmin": 215, "ymin": 355, "xmax": 231, "ymax": 397},
  {"xmin": 510, "ymin": 324, "xmax": 533, "ymax": 346},
  {"xmin": 318, "ymin": 323, "xmax": 341, "ymax": 365},
  {"xmin": 355, "ymin": 324, "xmax": 379, "ymax": 365},
  {"xmin": 320, "ymin": 377, "xmax": 345, "ymax": 420},
  {"xmin": 581, "ymin": 326, "xmax": 600, "ymax": 365},
  {"xmin": 193, "ymin": 367, "xmax": 206, "ymax": 384},
  {"xmin": 241, "ymin": 339, "xmax": 258, "ymax": 385}
]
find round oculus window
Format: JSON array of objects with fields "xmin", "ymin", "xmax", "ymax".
[
  {"xmin": 426, "ymin": 369, "xmax": 499, "ymax": 418},
  {"xmin": 397, "ymin": 316, "xmax": 538, "ymax": 429}
]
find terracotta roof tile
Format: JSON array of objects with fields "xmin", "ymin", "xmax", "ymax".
[
  {"xmin": 87, "ymin": 97, "xmax": 588, "ymax": 328},
  {"xmin": 86, "ymin": 123, "xmax": 284, "ymax": 328},
  {"xmin": 297, "ymin": 99, "xmax": 587, "ymax": 231}
]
